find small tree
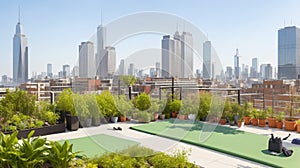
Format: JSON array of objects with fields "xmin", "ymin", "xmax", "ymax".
[
  {"xmin": 134, "ymin": 92, "xmax": 151, "ymax": 111},
  {"xmin": 56, "ymin": 88, "xmax": 75, "ymax": 115},
  {"xmin": 96, "ymin": 91, "xmax": 118, "ymax": 117},
  {"xmin": 115, "ymin": 95, "xmax": 132, "ymax": 117}
]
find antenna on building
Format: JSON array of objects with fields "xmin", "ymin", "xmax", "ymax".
[
  {"xmin": 101, "ymin": 9, "xmax": 103, "ymax": 25},
  {"xmin": 18, "ymin": 6, "xmax": 20, "ymax": 23},
  {"xmin": 176, "ymin": 20, "xmax": 179, "ymax": 32},
  {"xmin": 284, "ymin": 18, "xmax": 285, "ymax": 27}
]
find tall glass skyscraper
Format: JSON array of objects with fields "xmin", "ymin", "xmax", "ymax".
[
  {"xmin": 234, "ymin": 49, "xmax": 240, "ymax": 80},
  {"xmin": 13, "ymin": 14, "xmax": 28, "ymax": 83},
  {"xmin": 203, "ymin": 41, "xmax": 212, "ymax": 79},
  {"xmin": 278, "ymin": 26, "xmax": 300, "ymax": 79}
]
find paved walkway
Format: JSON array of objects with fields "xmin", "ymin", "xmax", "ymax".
[{"xmin": 44, "ymin": 121, "xmax": 300, "ymax": 168}]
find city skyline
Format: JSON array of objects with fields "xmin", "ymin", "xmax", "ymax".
[{"xmin": 1, "ymin": 0, "xmax": 300, "ymax": 78}]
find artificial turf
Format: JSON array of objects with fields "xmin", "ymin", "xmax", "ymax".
[
  {"xmin": 61, "ymin": 134, "xmax": 139, "ymax": 158},
  {"xmin": 130, "ymin": 120, "xmax": 300, "ymax": 168}
]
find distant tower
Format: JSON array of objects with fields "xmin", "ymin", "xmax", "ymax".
[
  {"xmin": 79, "ymin": 41, "xmax": 95, "ymax": 78},
  {"xmin": 128, "ymin": 63, "xmax": 135, "ymax": 76},
  {"xmin": 203, "ymin": 41, "xmax": 212, "ymax": 79},
  {"xmin": 47, "ymin": 64, "xmax": 53, "ymax": 78},
  {"xmin": 234, "ymin": 49, "xmax": 240, "ymax": 80},
  {"xmin": 13, "ymin": 9, "xmax": 28, "ymax": 83},
  {"xmin": 63, "ymin": 64, "xmax": 70, "ymax": 78},
  {"xmin": 278, "ymin": 26, "xmax": 300, "ymax": 79},
  {"xmin": 118, "ymin": 59, "xmax": 125, "ymax": 76},
  {"xmin": 155, "ymin": 62, "xmax": 160, "ymax": 77},
  {"xmin": 181, "ymin": 32, "xmax": 193, "ymax": 78},
  {"xmin": 96, "ymin": 21, "xmax": 107, "ymax": 78}
]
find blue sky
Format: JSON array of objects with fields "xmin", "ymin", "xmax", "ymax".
[{"xmin": 1, "ymin": 0, "xmax": 300, "ymax": 77}]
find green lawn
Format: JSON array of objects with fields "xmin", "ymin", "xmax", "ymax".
[
  {"xmin": 61, "ymin": 134, "xmax": 139, "ymax": 158},
  {"xmin": 130, "ymin": 120, "xmax": 300, "ymax": 168}
]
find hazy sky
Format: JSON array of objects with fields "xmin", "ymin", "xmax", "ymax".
[{"xmin": 1, "ymin": 0, "xmax": 300, "ymax": 77}]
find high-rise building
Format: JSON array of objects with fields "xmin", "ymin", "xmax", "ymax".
[
  {"xmin": 79, "ymin": 41, "xmax": 95, "ymax": 78},
  {"xmin": 203, "ymin": 41, "xmax": 212, "ymax": 79},
  {"xmin": 181, "ymin": 32, "xmax": 193, "ymax": 78},
  {"xmin": 98, "ymin": 46, "xmax": 116, "ymax": 78},
  {"xmin": 97, "ymin": 24, "xmax": 107, "ymax": 78},
  {"xmin": 234, "ymin": 49, "xmax": 240, "ymax": 80},
  {"xmin": 161, "ymin": 31, "xmax": 193, "ymax": 78},
  {"xmin": 226, "ymin": 66, "xmax": 233, "ymax": 80},
  {"xmin": 118, "ymin": 59, "xmax": 125, "ymax": 76},
  {"xmin": 13, "ymin": 12, "xmax": 28, "ymax": 83},
  {"xmin": 128, "ymin": 63, "xmax": 135, "ymax": 76},
  {"xmin": 155, "ymin": 62, "xmax": 160, "ymax": 77},
  {"xmin": 260, "ymin": 64, "xmax": 272, "ymax": 80},
  {"xmin": 47, "ymin": 64, "xmax": 53, "ymax": 78},
  {"xmin": 72, "ymin": 66, "xmax": 79, "ymax": 77},
  {"xmin": 250, "ymin": 57, "xmax": 258, "ymax": 78},
  {"xmin": 63, "ymin": 64, "xmax": 70, "ymax": 78},
  {"xmin": 150, "ymin": 68, "xmax": 156, "ymax": 77},
  {"xmin": 278, "ymin": 26, "xmax": 300, "ymax": 79}
]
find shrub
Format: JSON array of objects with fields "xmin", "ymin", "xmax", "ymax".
[{"xmin": 134, "ymin": 92, "xmax": 151, "ymax": 111}]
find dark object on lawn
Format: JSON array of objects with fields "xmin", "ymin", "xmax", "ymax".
[
  {"xmin": 282, "ymin": 147, "xmax": 293, "ymax": 157},
  {"xmin": 292, "ymin": 138, "xmax": 300, "ymax": 145},
  {"xmin": 268, "ymin": 134, "xmax": 291, "ymax": 154},
  {"xmin": 113, "ymin": 127, "xmax": 122, "ymax": 131}
]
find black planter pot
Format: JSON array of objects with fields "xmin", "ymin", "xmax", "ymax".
[{"xmin": 66, "ymin": 115, "xmax": 79, "ymax": 131}]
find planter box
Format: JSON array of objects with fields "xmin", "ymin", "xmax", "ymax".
[{"xmin": 4, "ymin": 122, "xmax": 66, "ymax": 139}]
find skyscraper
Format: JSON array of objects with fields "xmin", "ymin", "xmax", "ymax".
[
  {"xmin": 181, "ymin": 32, "xmax": 193, "ymax": 78},
  {"xmin": 128, "ymin": 63, "xmax": 135, "ymax": 76},
  {"xmin": 161, "ymin": 31, "xmax": 193, "ymax": 78},
  {"xmin": 155, "ymin": 62, "xmax": 160, "ymax": 77},
  {"xmin": 118, "ymin": 59, "xmax": 125, "ymax": 76},
  {"xmin": 203, "ymin": 41, "xmax": 212, "ymax": 79},
  {"xmin": 98, "ymin": 46, "xmax": 116, "ymax": 78},
  {"xmin": 278, "ymin": 26, "xmax": 300, "ymax": 79},
  {"xmin": 13, "ymin": 12, "xmax": 28, "ymax": 83},
  {"xmin": 234, "ymin": 49, "xmax": 240, "ymax": 80},
  {"xmin": 63, "ymin": 64, "xmax": 70, "ymax": 78},
  {"xmin": 97, "ymin": 24, "xmax": 107, "ymax": 78},
  {"xmin": 47, "ymin": 64, "xmax": 53, "ymax": 78},
  {"xmin": 79, "ymin": 41, "xmax": 95, "ymax": 78},
  {"xmin": 250, "ymin": 57, "xmax": 258, "ymax": 78}
]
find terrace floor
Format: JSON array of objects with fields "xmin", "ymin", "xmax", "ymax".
[{"xmin": 43, "ymin": 120, "xmax": 300, "ymax": 168}]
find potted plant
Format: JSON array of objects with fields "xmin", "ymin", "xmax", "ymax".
[
  {"xmin": 137, "ymin": 111, "xmax": 151, "ymax": 123},
  {"xmin": 74, "ymin": 94, "xmax": 91, "ymax": 127},
  {"xmin": 115, "ymin": 95, "xmax": 132, "ymax": 122},
  {"xmin": 57, "ymin": 89, "xmax": 79, "ymax": 131},
  {"xmin": 284, "ymin": 99, "xmax": 297, "ymax": 131},
  {"xmin": 276, "ymin": 112, "xmax": 284, "ymax": 129},
  {"xmin": 169, "ymin": 99, "xmax": 181, "ymax": 118},
  {"xmin": 147, "ymin": 98, "xmax": 160, "ymax": 121},
  {"xmin": 258, "ymin": 109, "xmax": 267, "ymax": 127},
  {"xmin": 297, "ymin": 119, "xmax": 300, "ymax": 133},
  {"xmin": 237, "ymin": 118, "xmax": 244, "ymax": 127},
  {"xmin": 266, "ymin": 107, "xmax": 276, "ymax": 128},
  {"xmin": 96, "ymin": 91, "xmax": 118, "ymax": 123},
  {"xmin": 242, "ymin": 101, "xmax": 252, "ymax": 125},
  {"xmin": 226, "ymin": 111, "xmax": 235, "ymax": 126},
  {"xmin": 85, "ymin": 95, "xmax": 101, "ymax": 126},
  {"xmin": 251, "ymin": 108, "xmax": 259, "ymax": 126},
  {"xmin": 197, "ymin": 92, "xmax": 211, "ymax": 121}
]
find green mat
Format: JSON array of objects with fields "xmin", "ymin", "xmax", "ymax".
[
  {"xmin": 130, "ymin": 120, "xmax": 300, "ymax": 168},
  {"xmin": 61, "ymin": 134, "xmax": 139, "ymax": 158}
]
